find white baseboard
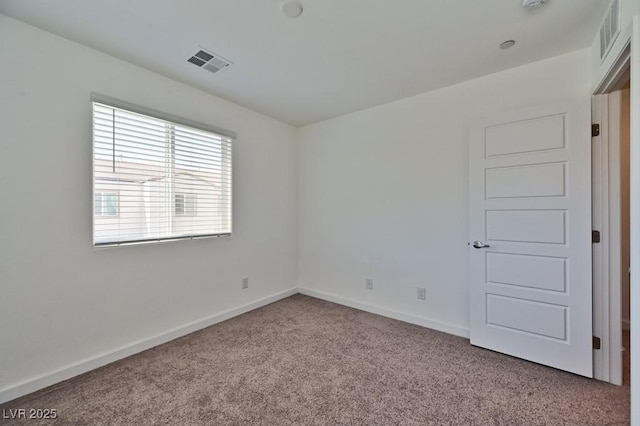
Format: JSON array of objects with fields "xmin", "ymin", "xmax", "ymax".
[
  {"xmin": 298, "ymin": 287, "xmax": 470, "ymax": 339},
  {"xmin": 0, "ymin": 288, "xmax": 297, "ymax": 405},
  {"xmin": 623, "ymin": 319, "xmax": 631, "ymax": 331}
]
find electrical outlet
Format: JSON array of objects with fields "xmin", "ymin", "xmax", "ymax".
[
  {"xmin": 417, "ymin": 287, "xmax": 426, "ymax": 300},
  {"xmin": 366, "ymin": 278, "xmax": 373, "ymax": 290},
  {"xmin": 242, "ymin": 277, "xmax": 249, "ymax": 289}
]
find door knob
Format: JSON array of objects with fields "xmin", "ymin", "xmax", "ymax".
[{"xmin": 472, "ymin": 241, "xmax": 490, "ymax": 249}]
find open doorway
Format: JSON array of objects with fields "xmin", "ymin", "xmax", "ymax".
[{"xmin": 592, "ymin": 73, "xmax": 631, "ymax": 386}]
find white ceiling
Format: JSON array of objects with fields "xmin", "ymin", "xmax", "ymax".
[{"xmin": 0, "ymin": 0, "xmax": 608, "ymax": 126}]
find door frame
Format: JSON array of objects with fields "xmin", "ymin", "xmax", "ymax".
[
  {"xmin": 592, "ymin": 91, "xmax": 623, "ymax": 385},
  {"xmin": 592, "ymin": 16, "xmax": 639, "ymax": 424}
]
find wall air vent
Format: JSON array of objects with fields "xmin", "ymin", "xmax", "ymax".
[
  {"xmin": 188, "ymin": 48, "xmax": 233, "ymax": 74},
  {"xmin": 600, "ymin": 0, "xmax": 620, "ymax": 61}
]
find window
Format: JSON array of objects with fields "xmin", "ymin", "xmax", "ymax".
[
  {"xmin": 175, "ymin": 193, "xmax": 197, "ymax": 216},
  {"xmin": 95, "ymin": 192, "xmax": 119, "ymax": 217},
  {"xmin": 92, "ymin": 95, "xmax": 233, "ymax": 246}
]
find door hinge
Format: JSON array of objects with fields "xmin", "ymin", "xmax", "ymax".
[
  {"xmin": 592, "ymin": 230, "xmax": 601, "ymax": 243},
  {"xmin": 593, "ymin": 336, "xmax": 601, "ymax": 350},
  {"xmin": 592, "ymin": 123, "xmax": 600, "ymax": 137}
]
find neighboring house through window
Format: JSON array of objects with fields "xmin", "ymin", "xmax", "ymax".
[
  {"xmin": 175, "ymin": 193, "xmax": 197, "ymax": 216},
  {"xmin": 92, "ymin": 95, "xmax": 234, "ymax": 246},
  {"xmin": 94, "ymin": 192, "xmax": 118, "ymax": 217}
]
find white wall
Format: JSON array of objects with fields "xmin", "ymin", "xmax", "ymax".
[
  {"xmin": 0, "ymin": 14, "xmax": 297, "ymax": 402},
  {"xmin": 297, "ymin": 49, "xmax": 593, "ymax": 336},
  {"xmin": 619, "ymin": 0, "xmax": 640, "ymax": 29}
]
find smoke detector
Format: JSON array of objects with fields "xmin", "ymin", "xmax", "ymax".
[
  {"xmin": 522, "ymin": 0, "xmax": 547, "ymax": 8},
  {"xmin": 187, "ymin": 48, "xmax": 233, "ymax": 75}
]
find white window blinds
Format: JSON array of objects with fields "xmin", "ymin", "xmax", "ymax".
[{"xmin": 92, "ymin": 96, "xmax": 233, "ymax": 246}]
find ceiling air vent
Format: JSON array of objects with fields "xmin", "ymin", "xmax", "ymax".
[
  {"xmin": 600, "ymin": 0, "xmax": 620, "ymax": 61},
  {"xmin": 188, "ymin": 48, "xmax": 233, "ymax": 74}
]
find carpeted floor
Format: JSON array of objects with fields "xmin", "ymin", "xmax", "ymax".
[{"xmin": 0, "ymin": 294, "xmax": 630, "ymax": 425}]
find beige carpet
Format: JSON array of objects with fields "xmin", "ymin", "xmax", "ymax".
[{"xmin": 0, "ymin": 295, "xmax": 630, "ymax": 425}]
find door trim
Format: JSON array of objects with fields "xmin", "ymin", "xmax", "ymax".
[
  {"xmin": 630, "ymin": 18, "xmax": 639, "ymax": 425},
  {"xmin": 592, "ymin": 16, "xmax": 639, "ymax": 423},
  {"xmin": 592, "ymin": 92, "xmax": 623, "ymax": 385}
]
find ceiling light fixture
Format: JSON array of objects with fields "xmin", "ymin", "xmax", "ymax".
[
  {"xmin": 282, "ymin": 0, "xmax": 303, "ymax": 18},
  {"xmin": 499, "ymin": 40, "xmax": 516, "ymax": 49},
  {"xmin": 522, "ymin": 0, "xmax": 547, "ymax": 9}
]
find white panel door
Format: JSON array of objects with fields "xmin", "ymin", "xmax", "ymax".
[{"xmin": 469, "ymin": 99, "xmax": 592, "ymax": 377}]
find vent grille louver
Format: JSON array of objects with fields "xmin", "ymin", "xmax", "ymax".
[
  {"xmin": 600, "ymin": 0, "xmax": 620, "ymax": 61},
  {"xmin": 194, "ymin": 50, "xmax": 214, "ymax": 62},
  {"xmin": 187, "ymin": 56, "xmax": 206, "ymax": 67},
  {"xmin": 188, "ymin": 48, "xmax": 233, "ymax": 75}
]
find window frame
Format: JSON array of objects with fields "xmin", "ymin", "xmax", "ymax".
[{"xmin": 91, "ymin": 93, "xmax": 235, "ymax": 247}]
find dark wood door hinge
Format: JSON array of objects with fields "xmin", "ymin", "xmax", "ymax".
[
  {"xmin": 592, "ymin": 123, "xmax": 600, "ymax": 137},
  {"xmin": 592, "ymin": 230, "xmax": 601, "ymax": 243},
  {"xmin": 593, "ymin": 336, "xmax": 601, "ymax": 350}
]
